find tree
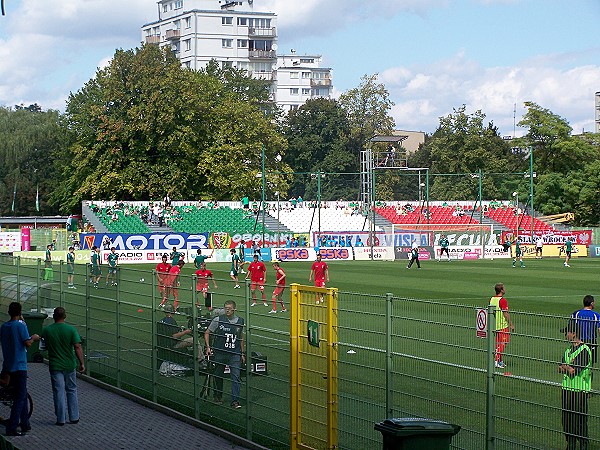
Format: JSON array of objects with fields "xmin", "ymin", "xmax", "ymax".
[
  {"xmin": 282, "ymin": 98, "xmax": 355, "ymax": 199},
  {"xmin": 517, "ymin": 101, "xmax": 572, "ymax": 173},
  {"xmin": 338, "ymin": 74, "xmax": 395, "ymax": 153},
  {"xmin": 0, "ymin": 106, "xmax": 66, "ymax": 215},
  {"xmin": 54, "ymin": 45, "xmax": 289, "ymax": 211}
]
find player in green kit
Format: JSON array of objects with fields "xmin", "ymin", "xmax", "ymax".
[
  {"xmin": 67, "ymin": 246, "xmax": 76, "ymax": 289},
  {"xmin": 438, "ymin": 234, "xmax": 450, "ymax": 262},
  {"xmin": 170, "ymin": 247, "xmax": 183, "ymax": 266},
  {"xmin": 564, "ymin": 237, "xmax": 573, "ymax": 267},
  {"xmin": 106, "ymin": 247, "xmax": 119, "ymax": 286},
  {"xmin": 193, "ymin": 249, "xmax": 213, "ymax": 270},
  {"xmin": 513, "ymin": 239, "xmax": 525, "ymax": 268},
  {"xmin": 90, "ymin": 246, "xmax": 102, "ymax": 288},
  {"xmin": 230, "ymin": 248, "xmax": 241, "ymax": 289}
]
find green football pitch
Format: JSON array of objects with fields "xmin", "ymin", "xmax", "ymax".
[{"xmin": 44, "ymin": 256, "xmax": 600, "ymax": 449}]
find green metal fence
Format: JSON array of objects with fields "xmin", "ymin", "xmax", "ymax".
[{"xmin": 0, "ymin": 256, "xmax": 596, "ymax": 450}]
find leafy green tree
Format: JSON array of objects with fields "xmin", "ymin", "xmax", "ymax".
[
  {"xmin": 338, "ymin": 74, "xmax": 395, "ymax": 153},
  {"xmin": 283, "ymin": 98, "xmax": 355, "ymax": 199},
  {"xmin": 54, "ymin": 45, "xmax": 289, "ymax": 211},
  {"xmin": 0, "ymin": 106, "xmax": 66, "ymax": 215}
]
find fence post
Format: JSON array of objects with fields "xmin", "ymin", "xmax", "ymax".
[
  {"xmin": 385, "ymin": 293, "xmax": 393, "ymax": 418},
  {"xmin": 35, "ymin": 258, "xmax": 40, "ymax": 310},
  {"xmin": 192, "ymin": 276, "xmax": 200, "ymax": 420},
  {"xmin": 486, "ymin": 304, "xmax": 496, "ymax": 450},
  {"xmin": 245, "ymin": 279, "xmax": 252, "ymax": 441},
  {"xmin": 59, "ymin": 260, "xmax": 64, "ymax": 307},
  {"xmin": 84, "ymin": 266, "xmax": 90, "ymax": 375},
  {"xmin": 151, "ymin": 273, "xmax": 157, "ymax": 403},
  {"xmin": 16, "ymin": 256, "xmax": 21, "ymax": 305},
  {"xmin": 116, "ymin": 278, "xmax": 122, "ymax": 389}
]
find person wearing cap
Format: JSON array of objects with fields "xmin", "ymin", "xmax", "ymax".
[
  {"xmin": 570, "ymin": 295, "xmax": 600, "ymax": 364},
  {"xmin": 559, "ymin": 321, "xmax": 592, "ymax": 450},
  {"xmin": 159, "ymin": 305, "xmax": 203, "ymax": 360}
]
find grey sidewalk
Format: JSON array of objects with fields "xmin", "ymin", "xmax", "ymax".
[{"xmin": 3, "ymin": 362, "xmax": 263, "ymax": 450}]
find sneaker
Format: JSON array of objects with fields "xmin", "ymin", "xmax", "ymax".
[
  {"xmin": 72, "ymin": 286, "xmax": 77, "ymax": 290},
  {"xmin": 520, "ymin": 265, "xmax": 525, "ymax": 268},
  {"xmin": 494, "ymin": 361, "xmax": 506, "ymax": 369},
  {"xmin": 251, "ymin": 303, "xmax": 256, "ymax": 307},
  {"xmin": 234, "ymin": 285, "xmax": 240, "ymax": 289},
  {"xmin": 263, "ymin": 302, "xmax": 269, "ymax": 307},
  {"xmin": 281, "ymin": 308, "xmax": 287, "ymax": 312},
  {"xmin": 240, "ymin": 270, "xmax": 246, "ymax": 274},
  {"xmin": 213, "ymin": 397, "xmax": 223, "ymax": 405},
  {"xmin": 231, "ymin": 401, "xmax": 241, "ymax": 409},
  {"xmin": 268, "ymin": 309, "xmax": 277, "ymax": 314},
  {"xmin": 320, "ymin": 299, "xmax": 324, "ymax": 304},
  {"xmin": 112, "ymin": 282, "xmax": 118, "ymax": 286}
]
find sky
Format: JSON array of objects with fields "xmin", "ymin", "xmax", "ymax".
[{"xmin": 0, "ymin": 0, "xmax": 599, "ymax": 136}]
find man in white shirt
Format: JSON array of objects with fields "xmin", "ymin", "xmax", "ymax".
[{"xmin": 535, "ymin": 236, "xmax": 544, "ymax": 259}]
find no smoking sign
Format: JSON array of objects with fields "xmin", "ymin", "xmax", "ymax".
[{"xmin": 476, "ymin": 308, "xmax": 487, "ymax": 338}]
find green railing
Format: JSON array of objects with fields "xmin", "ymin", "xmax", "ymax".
[{"xmin": 0, "ymin": 255, "xmax": 596, "ymax": 450}]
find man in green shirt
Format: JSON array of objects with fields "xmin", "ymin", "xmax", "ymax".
[
  {"xmin": 513, "ymin": 239, "xmax": 525, "ymax": 268},
  {"xmin": 170, "ymin": 247, "xmax": 183, "ymax": 267},
  {"xmin": 193, "ymin": 249, "xmax": 213, "ymax": 270},
  {"xmin": 438, "ymin": 234, "xmax": 450, "ymax": 262},
  {"xmin": 564, "ymin": 238, "xmax": 573, "ymax": 268},
  {"xmin": 559, "ymin": 321, "xmax": 591, "ymax": 450},
  {"xmin": 41, "ymin": 307, "xmax": 85, "ymax": 426},
  {"xmin": 66, "ymin": 246, "xmax": 76, "ymax": 289},
  {"xmin": 106, "ymin": 247, "xmax": 119, "ymax": 286},
  {"xmin": 90, "ymin": 246, "xmax": 102, "ymax": 288},
  {"xmin": 230, "ymin": 248, "xmax": 240, "ymax": 289}
]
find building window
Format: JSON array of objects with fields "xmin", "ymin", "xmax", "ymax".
[
  {"xmin": 163, "ymin": 4, "xmax": 168, "ymax": 12},
  {"xmin": 184, "ymin": 17, "xmax": 191, "ymax": 28},
  {"xmin": 290, "ymin": 72, "xmax": 299, "ymax": 79},
  {"xmin": 222, "ymin": 17, "xmax": 233, "ymax": 25},
  {"xmin": 302, "ymin": 72, "xmax": 311, "ymax": 79},
  {"xmin": 237, "ymin": 17, "xmax": 247, "ymax": 26},
  {"xmin": 312, "ymin": 72, "xmax": 327, "ymax": 80},
  {"xmin": 237, "ymin": 39, "xmax": 248, "ymax": 48},
  {"xmin": 300, "ymin": 58, "xmax": 314, "ymax": 64},
  {"xmin": 184, "ymin": 39, "xmax": 191, "ymax": 51},
  {"xmin": 174, "ymin": 1, "xmax": 183, "ymax": 9},
  {"xmin": 184, "ymin": 61, "xmax": 191, "ymax": 68},
  {"xmin": 290, "ymin": 105, "xmax": 299, "ymax": 111},
  {"xmin": 222, "ymin": 61, "xmax": 233, "ymax": 69},
  {"xmin": 222, "ymin": 39, "xmax": 233, "ymax": 48},
  {"xmin": 173, "ymin": 19, "xmax": 181, "ymax": 30},
  {"xmin": 302, "ymin": 88, "xmax": 310, "ymax": 95},
  {"xmin": 290, "ymin": 88, "xmax": 299, "ymax": 95}
]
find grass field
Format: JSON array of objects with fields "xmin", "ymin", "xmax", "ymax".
[{"xmin": 5, "ymin": 255, "xmax": 599, "ymax": 449}]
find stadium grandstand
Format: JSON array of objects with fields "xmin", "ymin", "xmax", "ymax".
[{"xmin": 82, "ymin": 198, "xmax": 555, "ymax": 240}]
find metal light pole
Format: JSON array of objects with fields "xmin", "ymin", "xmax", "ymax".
[
  {"xmin": 529, "ymin": 147, "xmax": 534, "ymax": 239},
  {"xmin": 512, "ymin": 191, "xmax": 519, "ymax": 238},
  {"xmin": 261, "ymin": 144, "xmax": 265, "ymax": 247},
  {"xmin": 275, "ymin": 191, "xmax": 280, "ymax": 247}
]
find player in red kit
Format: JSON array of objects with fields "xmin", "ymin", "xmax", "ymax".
[
  {"xmin": 195, "ymin": 262, "xmax": 217, "ymax": 307},
  {"xmin": 156, "ymin": 254, "xmax": 171, "ymax": 308},
  {"xmin": 166, "ymin": 260, "xmax": 185, "ymax": 311},
  {"xmin": 269, "ymin": 262, "xmax": 287, "ymax": 313},
  {"xmin": 245, "ymin": 254, "xmax": 267, "ymax": 307},
  {"xmin": 309, "ymin": 253, "xmax": 329, "ymax": 304}
]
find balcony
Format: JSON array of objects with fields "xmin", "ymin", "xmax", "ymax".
[
  {"xmin": 165, "ymin": 29, "xmax": 180, "ymax": 40},
  {"xmin": 249, "ymin": 50, "xmax": 276, "ymax": 59},
  {"xmin": 249, "ymin": 71, "xmax": 274, "ymax": 81},
  {"xmin": 248, "ymin": 27, "xmax": 277, "ymax": 37},
  {"xmin": 145, "ymin": 35, "xmax": 160, "ymax": 44},
  {"xmin": 310, "ymin": 79, "xmax": 332, "ymax": 87}
]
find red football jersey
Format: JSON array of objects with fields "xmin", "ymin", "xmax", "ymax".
[
  {"xmin": 195, "ymin": 269, "xmax": 213, "ymax": 289},
  {"xmin": 311, "ymin": 261, "xmax": 328, "ymax": 281},
  {"xmin": 247, "ymin": 261, "xmax": 266, "ymax": 282},
  {"xmin": 166, "ymin": 265, "xmax": 180, "ymax": 286},
  {"xmin": 275, "ymin": 267, "xmax": 286, "ymax": 286}
]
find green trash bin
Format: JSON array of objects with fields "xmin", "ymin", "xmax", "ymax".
[
  {"xmin": 375, "ymin": 418, "xmax": 461, "ymax": 450},
  {"xmin": 22, "ymin": 311, "xmax": 49, "ymax": 363}
]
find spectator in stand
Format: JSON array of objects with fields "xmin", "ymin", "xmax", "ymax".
[
  {"xmin": 163, "ymin": 193, "xmax": 171, "ymax": 207},
  {"xmin": 242, "ymin": 196, "xmax": 250, "ymax": 210},
  {"xmin": 285, "ymin": 238, "xmax": 291, "ymax": 248},
  {"xmin": 297, "ymin": 196, "xmax": 303, "ymax": 207}
]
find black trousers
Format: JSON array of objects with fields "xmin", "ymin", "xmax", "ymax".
[
  {"xmin": 562, "ymin": 389, "xmax": 589, "ymax": 450},
  {"xmin": 407, "ymin": 256, "xmax": 420, "ymax": 268}
]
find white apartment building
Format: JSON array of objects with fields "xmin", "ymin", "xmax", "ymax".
[
  {"xmin": 595, "ymin": 92, "xmax": 600, "ymax": 133},
  {"xmin": 275, "ymin": 52, "xmax": 333, "ymax": 112},
  {"xmin": 141, "ymin": 0, "xmax": 333, "ymax": 111}
]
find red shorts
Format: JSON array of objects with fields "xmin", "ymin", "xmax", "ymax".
[
  {"xmin": 196, "ymin": 282, "xmax": 209, "ymax": 293},
  {"xmin": 251, "ymin": 280, "xmax": 265, "ymax": 291},
  {"xmin": 496, "ymin": 328, "xmax": 510, "ymax": 344},
  {"xmin": 314, "ymin": 279, "xmax": 326, "ymax": 288},
  {"xmin": 273, "ymin": 285, "xmax": 285, "ymax": 296}
]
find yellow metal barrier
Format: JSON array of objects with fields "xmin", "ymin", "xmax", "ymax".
[{"xmin": 290, "ymin": 283, "xmax": 338, "ymax": 450}]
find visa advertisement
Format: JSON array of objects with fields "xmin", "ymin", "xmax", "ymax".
[{"xmin": 312, "ymin": 231, "xmax": 431, "ymax": 248}]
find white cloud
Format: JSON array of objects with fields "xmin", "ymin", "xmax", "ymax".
[
  {"xmin": 381, "ymin": 54, "xmax": 600, "ymax": 135},
  {"xmin": 263, "ymin": 0, "xmax": 447, "ymax": 36}
]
